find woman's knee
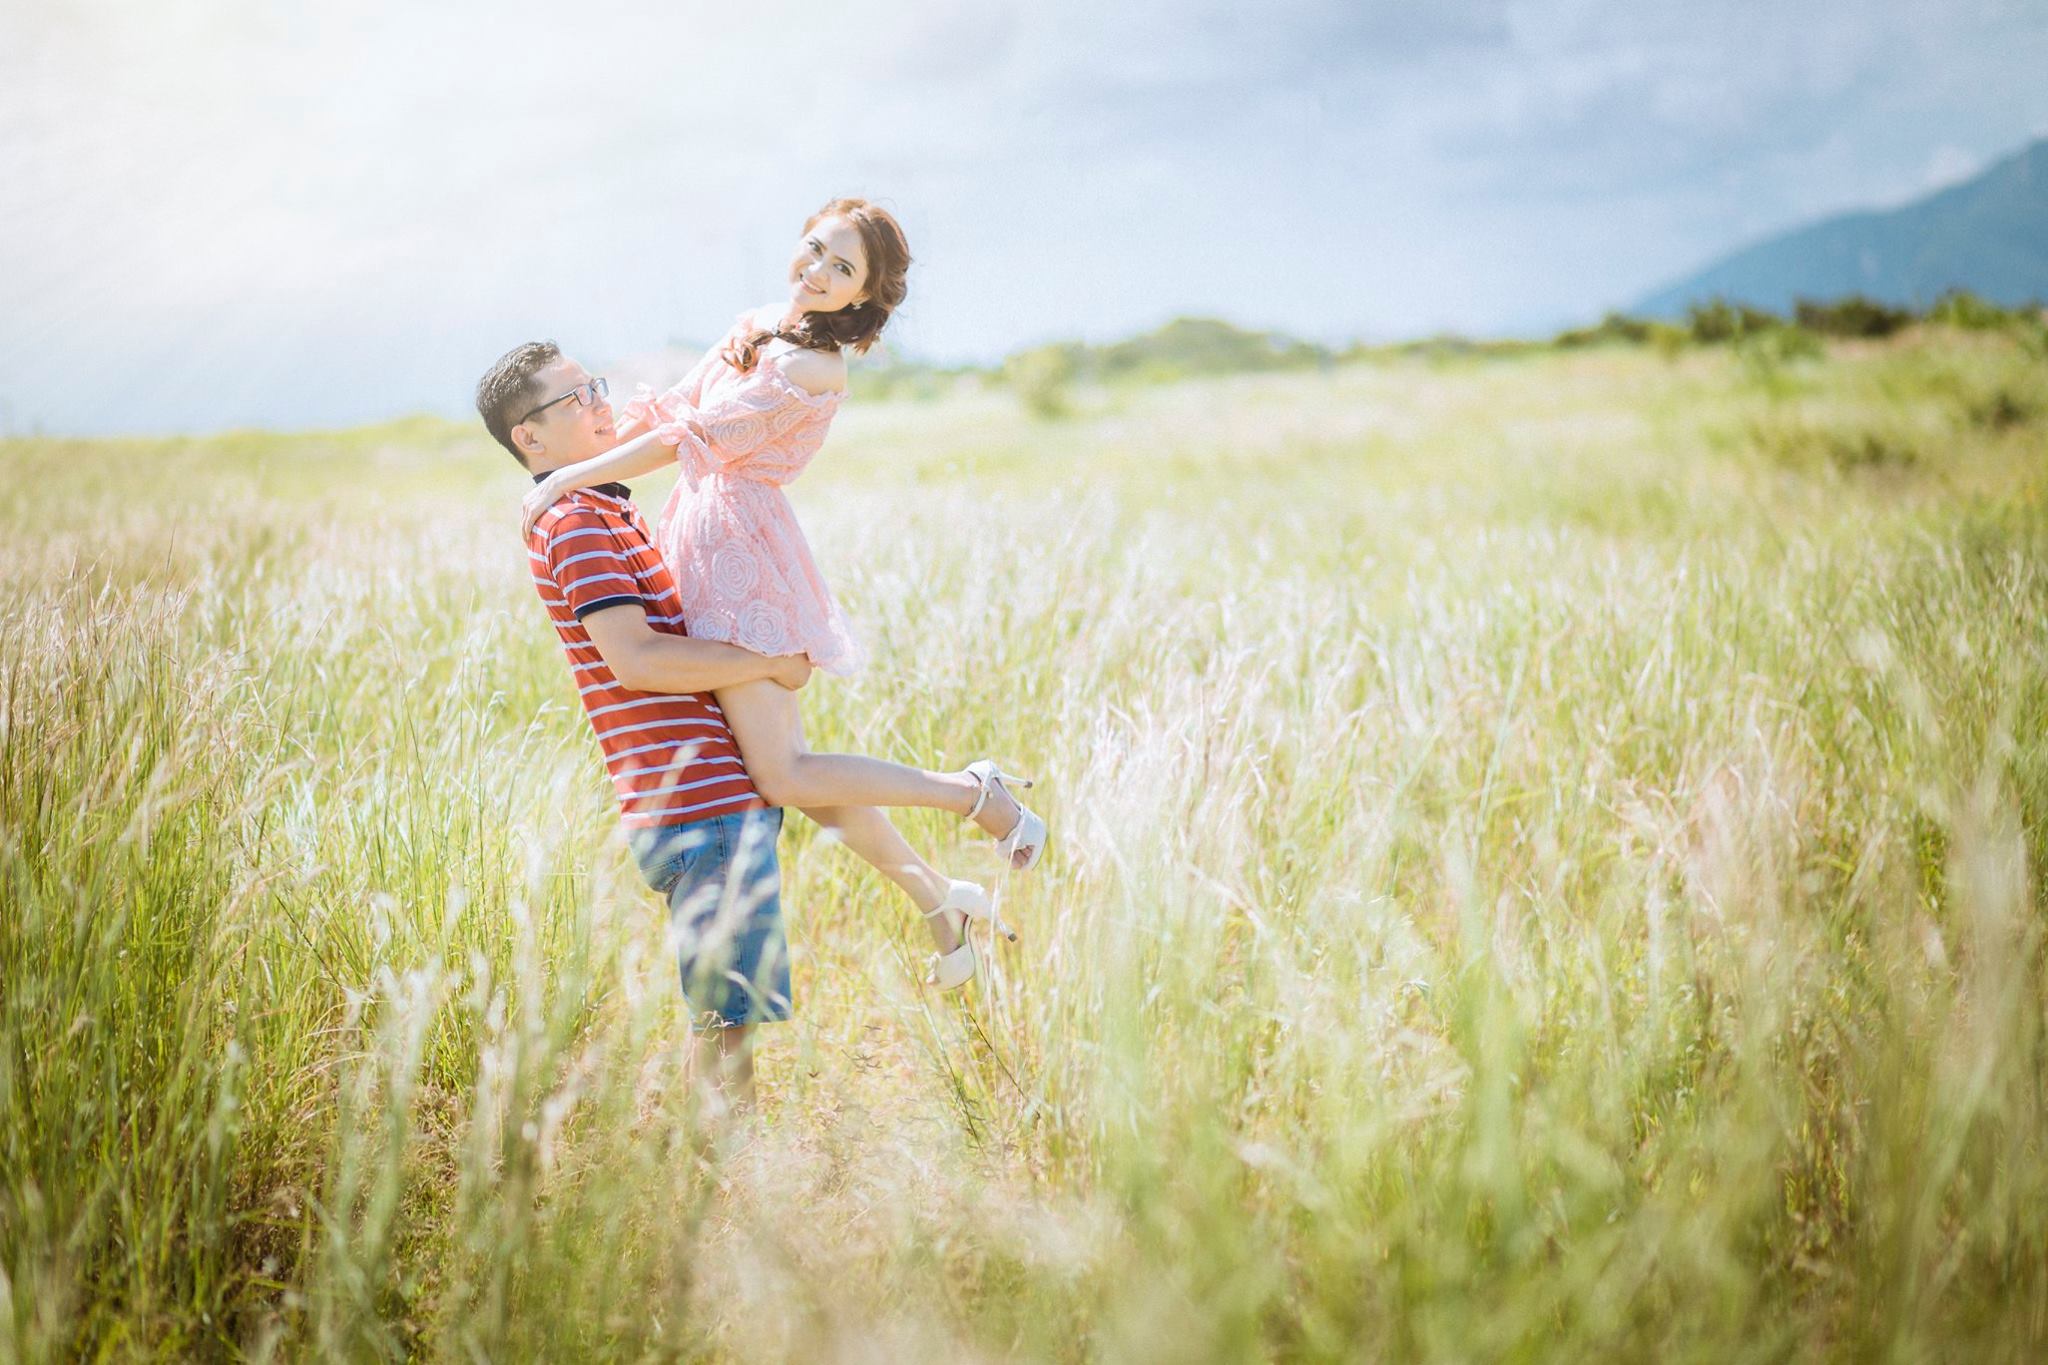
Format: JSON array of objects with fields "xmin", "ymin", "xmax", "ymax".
[
  {"xmin": 747, "ymin": 752, "xmax": 816, "ymax": 808},
  {"xmin": 748, "ymin": 765, "xmax": 798, "ymax": 808}
]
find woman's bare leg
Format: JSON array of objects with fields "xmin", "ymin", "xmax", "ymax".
[
  {"xmin": 713, "ymin": 678, "xmax": 1026, "ymax": 841},
  {"xmin": 802, "ymin": 805, "xmax": 964, "ymax": 953},
  {"xmin": 713, "ymin": 679, "xmax": 972, "ymax": 951}
]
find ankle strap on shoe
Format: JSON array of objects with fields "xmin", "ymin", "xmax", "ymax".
[{"xmin": 963, "ymin": 771, "xmax": 993, "ymax": 823}]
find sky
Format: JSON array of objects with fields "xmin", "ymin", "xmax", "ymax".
[{"xmin": 3, "ymin": 0, "xmax": 2045, "ymax": 435}]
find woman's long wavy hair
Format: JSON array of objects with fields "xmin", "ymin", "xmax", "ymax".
[{"xmin": 722, "ymin": 198, "xmax": 911, "ymax": 372}]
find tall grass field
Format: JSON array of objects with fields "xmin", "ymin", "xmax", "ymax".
[{"xmin": 4, "ymin": 328, "xmax": 2046, "ymax": 1360}]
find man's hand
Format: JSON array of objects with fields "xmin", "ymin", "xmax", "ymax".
[
  {"xmin": 770, "ymin": 653, "xmax": 813, "ymax": 691},
  {"xmin": 522, "ymin": 476, "xmax": 571, "ymax": 536}
]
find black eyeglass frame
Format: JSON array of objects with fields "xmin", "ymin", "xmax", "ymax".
[{"xmin": 516, "ymin": 376, "xmax": 609, "ymax": 426}]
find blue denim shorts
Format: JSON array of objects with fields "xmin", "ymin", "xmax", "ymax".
[{"xmin": 627, "ymin": 807, "xmax": 790, "ymax": 1030}]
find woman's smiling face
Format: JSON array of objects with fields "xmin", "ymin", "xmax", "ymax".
[{"xmin": 786, "ymin": 214, "xmax": 870, "ymax": 316}]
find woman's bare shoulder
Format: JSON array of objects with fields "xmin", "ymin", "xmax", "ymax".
[{"xmin": 775, "ymin": 345, "xmax": 848, "ymax": 396}]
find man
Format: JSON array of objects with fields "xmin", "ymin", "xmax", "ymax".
[{"xmin": 476, "ymin": 339, "xmax": 811, "ymax": 1113}]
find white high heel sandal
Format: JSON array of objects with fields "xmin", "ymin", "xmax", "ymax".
[
  {"xmin": 963, "ymin": 761, "xmax": 1047, "ymax": 871},
  {"xmin": 923, "ymin": 879, "xmax": 1010, "ymax": 991}
]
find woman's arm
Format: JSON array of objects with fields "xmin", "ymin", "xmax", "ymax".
[{"xmin": 521, "ymin": 430, "xmax": 674, "ymax": 533}]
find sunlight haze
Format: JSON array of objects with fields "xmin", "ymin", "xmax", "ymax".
[{"xmin": 3, "ymin": 0, "xmax": 2044, "ymax": 433}]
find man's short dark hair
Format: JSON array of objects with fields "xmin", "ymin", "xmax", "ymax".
[{"xmin": 475, "ymin": 340, "xmax": 562, "ymax": 467}]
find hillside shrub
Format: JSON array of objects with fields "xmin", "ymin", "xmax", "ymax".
[
  {"xmin": 1965, "ymin": 385, "xmax": 2040, "ymax": 432},
  {"xmin": 1002, "ymin": 345, "xmax": 1078, "ymax": 420},
  {"xmin": 1794, "ymin": 295, "xmax": 1912, "ymax": 338},
  {"xmin": 1554, "ymin": 313, "xmax": 1653, "ymax": 349},
  {"xmin": 1647, "ymin": 322, "xmax": 1690, "ymax": 359},
  {"xmin": 1095, "ymin": 317, "xmax": 1328, "ymax": 382},
  {"xmin": 1749, "ymin": 412, "xmax": 1919, "ymax": 473},
  {"xmin": 1927, "ymin": 290, "xmax": 2020, "ymax": 331},
  {"xmin": 1686, "ymin": 299, "xmax": 1783, "ymax": 344}
]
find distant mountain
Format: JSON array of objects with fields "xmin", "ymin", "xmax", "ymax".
[{"xmin": 1634, "ymin": 137, "xmax": 2048, "ymax": 318}]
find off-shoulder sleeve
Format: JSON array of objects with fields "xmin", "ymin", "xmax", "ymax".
[{"xmin": 665, "ymin": 363, "xmax": 839, "ymax": 487}]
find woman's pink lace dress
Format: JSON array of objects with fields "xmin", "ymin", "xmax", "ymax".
[{"xmin": 614, "ymin": 313, "xmax": 864, "ymax": 675}]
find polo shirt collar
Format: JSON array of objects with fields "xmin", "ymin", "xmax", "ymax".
[{"xmin": 532, "ymin": 471, "xmax": 632, "ymax": 499}]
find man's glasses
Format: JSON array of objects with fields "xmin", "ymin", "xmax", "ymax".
[{"xmin": 517, "ymin": 376, "xmax": 609, "ymax": 425}]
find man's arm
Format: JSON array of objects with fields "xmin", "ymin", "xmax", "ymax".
[{"xmin": 582, "ymin": 603, "xmax": 811, "ymax": 695}]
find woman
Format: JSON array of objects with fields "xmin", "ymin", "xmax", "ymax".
[{"xmin": 522, "ymin": 198, "xmax": 1041, "ymax": 990}]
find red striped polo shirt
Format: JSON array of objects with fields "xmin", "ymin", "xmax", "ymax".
[{"xmin": 527, "ymin": 482, "xmax": 763, "ymax": 828}]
